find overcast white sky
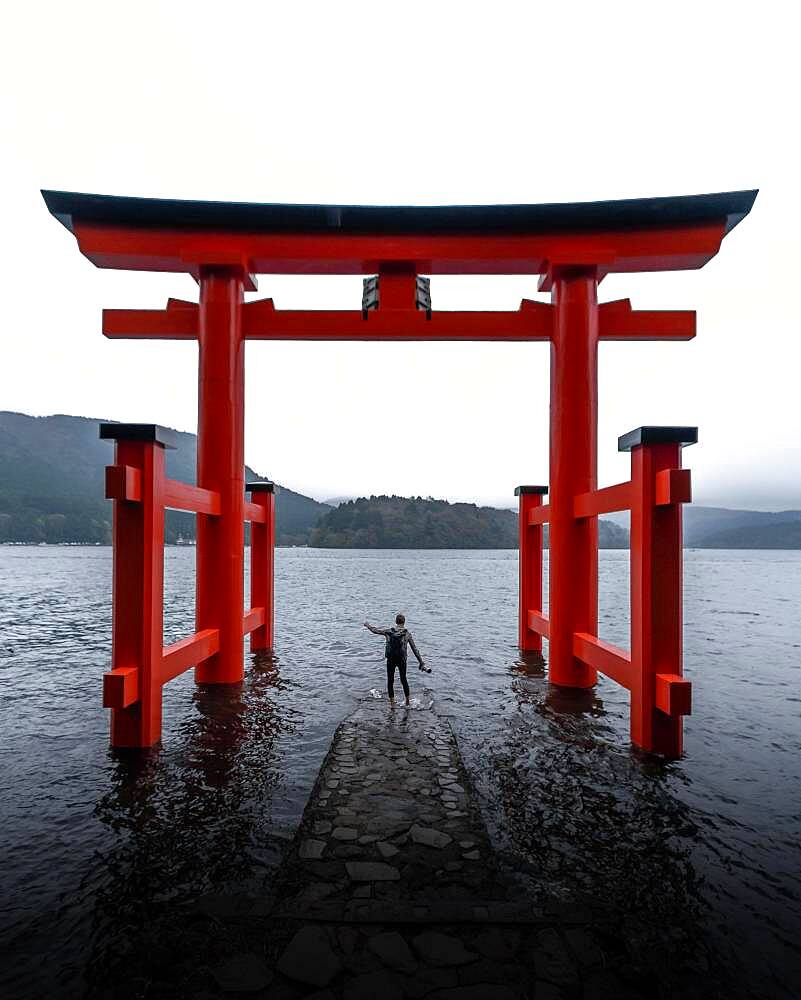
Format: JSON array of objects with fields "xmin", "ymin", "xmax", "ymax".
[{"xmin": 1, "ymin": 1, "xmax": 798, "ymax": 509}]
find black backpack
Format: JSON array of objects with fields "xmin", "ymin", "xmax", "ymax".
[{"xmin": 386, "ymin": 628, "xmax": 405, "ymax": 662}]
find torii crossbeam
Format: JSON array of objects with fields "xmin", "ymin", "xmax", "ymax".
[{"xmin": 43, "ymin": 187, "xmax": 756, "ymax": 753}]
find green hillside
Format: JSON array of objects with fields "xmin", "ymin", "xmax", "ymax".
[
  {"xmin": 309, "ymin": 495, "xmax": 629, "ymax": 549},
  {"xmin": 4, "ymin": 411, "xmax": 796, "ymax": 549},
  {"xmin": 0, "ymin": 412, "xmax": 329, "ymax": 545}
]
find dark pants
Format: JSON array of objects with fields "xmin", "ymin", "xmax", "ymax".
[{"xmin": 387, "ymin": 657, "xmax": 410, "ymax": 700}]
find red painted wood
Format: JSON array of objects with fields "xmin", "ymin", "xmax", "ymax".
[
  {"xmin": 573, "ymin": 632, "xmax": 632, "ymax": 690},
  {"xmin": 73, "ymin": 195, "xmax": 718, "ymax": 756},
  {"xmin": 526, "ymin": 610, "xmax": 550, "ymax": 640},
  {"xmin": 598, "ymin": 299, "xmax": 696, "ymax": 340},
  {"xmin": 548, "ymin": 269, "xmax": 598, "ymax": 689},
  {"xmin": 161, "ymin": 628, "xmax": 220, "ymax": 685},
  {"xmin": 630, "ymin": 441, "xmax": 688, "ymax": 756},
  {"xmin": 527, "ymin": 504, "xmax": 551, "ymax": 526},
  {"xmin": 249, "ymin": 490, "xmax": 275, "ymax": 652},
  {"xmin": 108, "ymin": 438, "xmax": 165, "ymax": 747},
  {"xmin": 195, "ymin": 269, "xmax": 246, "ymax": 685},
  {"xmin": 518, "ymin": 492, "xmax": 545, "ymax": 652},
  {"xmin": 102, "ymin": 299, "xmax": 695, "ymax": 343},
  {"xmin": 574, "ymin": 481, "xmax": 632, "ymax": 518},
  {"xmin": 243, "ymin": 500, "xmax": 266, "ymax": 523},
  {"xmin": 163, "ymin": 479, "xmax": 221, "ymax": 515},
  {"xmin": 242, "ymin": 607, "xmax": 266, "ymax": 636},
  {"xmin": 102, "ymin": 666, "xmax": 139, "ymax": 710},
  {"xmin": 655, "ymin": 672, "xmax": 693, "ymax": 717},
  {"xmin": 655, "ymin": 468, "xmax": 692, "ymax": 506},
  {"xmin": 105, "ymin": 464, "xmax": 142, "ymax": 502},
  {"xmin": 74, "ymin": 220, "xmax": 728, "ymax": 275}
]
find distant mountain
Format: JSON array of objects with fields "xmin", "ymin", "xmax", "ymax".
[
  {"xmin": 0, "ymin": 412, "xmax": 330, "ymax": 545},
  {"xmin": 691, "ymin": 520, "xmax": 801, "ymax": 549},
  {"xmin": 683, "ymin": 506, "xmax": 801, "ymax": 548},
  {"xmin": 602, "ymin": 505, "xmax": 801, "ymax": 549},
  {"xmin": 309, "ymin": 495, "xmax": 629, "ymax": 549},
  {"xmin": 4, "ymin": 412, "xmax": 796, "ymax": 549}
]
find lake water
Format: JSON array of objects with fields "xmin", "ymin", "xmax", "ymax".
[{"xmin": 0, "ymin": 546, "xmax": 799, "ymax": 998}]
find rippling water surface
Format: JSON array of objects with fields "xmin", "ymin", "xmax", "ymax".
[{"xmin": 1, "ymin": 546, "xmax": 799, "ymax": 998}]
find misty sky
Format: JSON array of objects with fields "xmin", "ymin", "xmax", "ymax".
[{"xmin": 1, "ymin": 2, "xmax": 798, "ymax": 509}]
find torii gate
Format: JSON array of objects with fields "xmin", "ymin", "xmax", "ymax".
[{"xmin": 43, "ymin": 188, "xmax": 756, "ymax": 756}]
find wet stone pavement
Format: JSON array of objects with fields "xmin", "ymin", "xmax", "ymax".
[{"xmin": 188, "ymin": 699, "xmax": 653, "ymax": 1000}]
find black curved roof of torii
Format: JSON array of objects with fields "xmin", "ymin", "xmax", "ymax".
[{"xmin": 42, "ymin": 188, "xmax": 757, "ymax": 237}]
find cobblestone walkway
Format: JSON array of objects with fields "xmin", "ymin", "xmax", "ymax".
[{"xmin": 194, "ymin": 699, "xmax": 641, "ymax": 999}]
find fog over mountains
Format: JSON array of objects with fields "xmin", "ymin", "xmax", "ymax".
[{"xmin": 1, "ymin": 411, "xmax": 799, "ymax": 548}]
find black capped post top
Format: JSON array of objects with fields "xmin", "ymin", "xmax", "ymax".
[
  {"xmin": 99, "ymin": 422, "xmax": 177, "ymax": 449},
  {"xmin": 514, "ymin": 485, "xmax": 549, "ymax": 495},
  {"xmin": 618, "ymin": 426, "xmax": 698, "ymax": 452},
  {"xmin": 246, "ymin": 481, "xmax": 275, "ymax": 493}
]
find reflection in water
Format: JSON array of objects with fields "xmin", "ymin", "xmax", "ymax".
[
  {"xmin": 2, "ymin": 547, "xmax": 801, "ymax": 1000},
  {"xmin": 84, "ymin": 654, "xmax": 293, "ymax": 998},
  {"xmin": 511, "ymin": 649, "xmax": 547, "ymax": 676},
  {"xmin": 485, "ymin": 660, "xmax": 719, "ymax": 996}
]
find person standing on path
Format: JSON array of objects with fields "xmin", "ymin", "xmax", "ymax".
[{"xmin": 363, "ymin": 614, "xmax": 429, "ymax": 707}]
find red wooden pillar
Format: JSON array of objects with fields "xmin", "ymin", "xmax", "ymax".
[
  {"xmin": 515, "ymin": 485, "xmax": 548, "ymax": 651},
  {"xmin": 100, "ymin": 423, "xmax": 176, "ymax": 748},
  {"xmin": 248, "ymin": 482, "xmax": 275, "ymax": 652},
  {"xmin": 548, "ymin": 267, "xmax": 599, "ymax": 688},
  {"xmin": 195, "ymin": 267, "xmax": 246, "ymax": 685},
  {"xmin": 623, "ymin": 425, "xmax": 696, "ymax": 756}
]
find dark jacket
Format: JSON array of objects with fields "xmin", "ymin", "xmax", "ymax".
[{"xmin": 370, "ymin": 625, "xmax": 423, "ymax": 665}]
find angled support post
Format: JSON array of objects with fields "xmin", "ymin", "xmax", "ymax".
[
  {"xmin": 100, "ymin": 423, "xmax": 176, "ymax": 748},
  {"xmin": 247, "ymin": 482, "xmax": 275, "ymax": 652},
  {"xmin": 516, "ymin": 486, "xmax": 548, "ymax": 652},
  {"xmin": 621, "ymin": 425, "xmax": 697, "ymax": 756}
]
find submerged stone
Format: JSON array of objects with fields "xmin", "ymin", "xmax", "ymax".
[
  {"xmin": 212, "ymin": 953, "xmax": 273, "ymax": 993},
  {"xmin": 277, "ymin": 926, "xmax": 342, "ymax": 987},
  {"xmin": 367, "ymin": 931, "xmax": 418, "ymax": 973},
  {"xmin": 534, "ymin": 928, "xmax": 579, "ymax": 987},
  {"xmin": 299, "ymin": 839, "xmax": 326, "ymax": 860},
  {"xmin": 410, "ymin": 825, "xmax": 453, "ymax": 849},
  {"xmin": 332, "ymin": 826, "xmax": 359, "ymax": 841},
  {"xmin": 474, "ymin": 928, "xmax": 519, "ymax": 962},
  {"xmin": 412, "ymin": 931, "xmax": 477, "ymax": 967},
  {"xmin": 343, "ymin": 970, "xmax": 403, "ymax": 1000},
  {"xmin": 346, "ymin": 861, "xmax": 401, "ymax": 881}
]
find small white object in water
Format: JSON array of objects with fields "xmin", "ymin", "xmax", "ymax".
[{"xmin": 368, "ymin": 688, "xmax": 383, "ymax": 700}]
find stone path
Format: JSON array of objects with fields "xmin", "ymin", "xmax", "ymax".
[
  {"xmin": 196, "ymin": 699, "xmax": 649, "ymax": 999},
  {"xmin": 272, "ymin": 700, "xmax": 516, "ymax": 925}
]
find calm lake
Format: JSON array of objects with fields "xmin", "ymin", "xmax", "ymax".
[{"xmin": 1, "ymin": 546, "xmax": 800, "ymax": 998}]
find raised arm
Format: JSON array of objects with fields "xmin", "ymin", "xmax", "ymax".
[{"xmin": 364, "ymin": 621, "xmax": 389, "ymax": 636}]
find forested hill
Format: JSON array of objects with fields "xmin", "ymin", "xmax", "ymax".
[
  {"xmin": 0, "ymin": 411, "xmax": 329, "ymax": 544},
  {"xmin": 309, "ymin": 495, "xmax": 630, "ymax": 549}
]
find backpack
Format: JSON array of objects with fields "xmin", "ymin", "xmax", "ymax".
[{"xmin": 386, "ymin": 628, "xmax": 406, "ymax": 662}]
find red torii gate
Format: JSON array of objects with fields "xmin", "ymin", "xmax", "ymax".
[{"xmin": 43, "ymin": 188, "xmax": 756, "ymax": 755}]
